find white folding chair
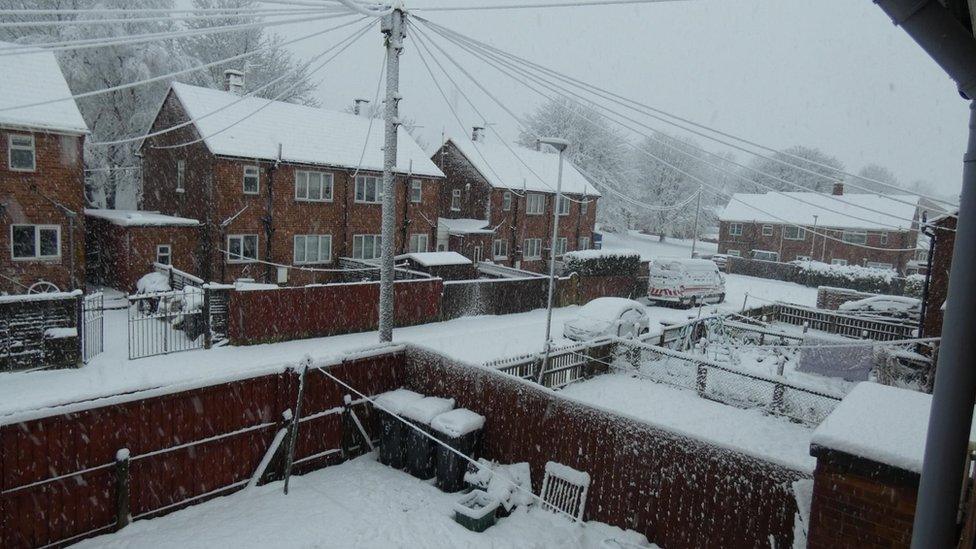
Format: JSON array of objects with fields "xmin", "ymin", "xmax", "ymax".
[{"xmin": 540, "ymin": 461, "xmax": 591, "ymax": 521}]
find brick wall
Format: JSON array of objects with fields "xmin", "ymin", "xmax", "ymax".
[
  {"xmin": 719, "ymin": 220, "xmax": 917, "ymax": 274},
  {"xmin": 922, "ymin": 215, "xmax": 956, "ymax": 337},
  {"xmin": 85, "ymin": 218, "xmax": 202, "ymax": 292},
  {"xmin": 0, "ymin": 128, "xmax": 86, "ymax": 294},
  {"xmin": 807, "ymin": 446, "xmax": 918, "ymax": 547}
]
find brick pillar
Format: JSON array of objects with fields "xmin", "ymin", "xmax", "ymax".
[{"xmin": 807, "ymin": 446, "xmax": 918, "ymax": 547}]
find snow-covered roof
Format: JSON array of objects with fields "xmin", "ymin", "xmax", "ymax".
[
  {"xmin": 438, "ymin": 217, "xmax": 494, "ymax": 235},
  {"xmin": 85, "ymin": 209, "xmax": 200, "ymax": 227},
  {"xmin": 811, "ymin": 382, "xmax": 976, "ymax": 473},
  {"xmin": 0, "ymin": 41, "xmax": 88, "ymax": 135},
  {"xmin": 165, "ymin": 83, "xmax": 443, "ymax": 178},
  {"xmin": 447, "ymin": 138, "xmax": 600, "ymax": 197},
  {"xmin": 396, "ymin": 251, "xmax": 472, "ymax": 267},
  {"xmin": 720, "ymin": 192, "xmax": 920, "ymax": 231}
]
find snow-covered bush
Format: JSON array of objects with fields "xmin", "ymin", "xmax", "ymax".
[
  {"xmin": 903, "ymin": 273, "xmax": 926, "ymax": 298},
  {"xmin": 463, "ymin": 459, "xmax": 533, "ymax": 512},
  {"xmin": 792, "ymin": 260, "xmax": 903, "ymax": 294},
  {"xmin": 562, "ymin": 249, "xmax": 642, "ymax": 277}
]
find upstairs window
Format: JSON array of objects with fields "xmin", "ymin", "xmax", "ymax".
[
  {"xmin": 451, "ymin": 189, "xmax": 461, "ymax": 211},
  {"xmin": 12, "ymin": 224, "xmax": 60, "ymax": 260},
  {"xmin": 581, "ymin": 199, "xmax": 589, "ymax": 215},
  {"xmin": 156, "ymin": 244, "xmax": 172, "ymax": 265},
  {"xmin": 8, "ymin": 134, "xmax": 35, "ymax": 172},
  {"xmin": 243, "ymin": 166, "xmax": 260, "ymax": 195},
  {"xmin": 410, "ymin": 179, "xmax": 423, "ymax": 203},
  {"xmin": 502, "ymin": 191, "xmax": 512, "ymax": 211},
  {"xmin": 761, "ymin": 224, "xmax": 773, "ymax": 236},
  {"xmin": 557, "ymin": 196, "xmax": 570, "ymax": 216},
  {"xmin": 728, "ymin": 222, "xmax": 743, "ymax": 236},
  {"xmin": 296, "ymin": 171, "xmax": 333, "ymax": 202},
  {"xmin": 842, "ymin": 230, "xmax": 867, "ymax": 245},
  {"xmin": 355, "ymin": 175, "xmax": 382, "ymax": 204},
  {"xmin": 526, "ymin": 193, "xmax": 545, "ymax": 215},
  {"xmin": 783, "ymin": 226, "xmax": 805, "ymax": 240},
  {"xmin": 176, "ymin": 160, "xmax": 185, "ymax": 192},
  {"xmin": 880, "ymin": 232, "xmax": 889, "ymax": 245}
]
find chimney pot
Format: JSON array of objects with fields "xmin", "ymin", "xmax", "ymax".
[
  {"xmin": 471, "ymin": 126, "xmax": 484, "ymax": 142},
  {"xmin": 354, "ymin": 98, "xmax": 370, "ymax": 116},
  {"xmin": 832, "ymin": 182, "xmax": 844, "ymax": 196},
  {"xmin": 223, "ymin": 69, "xmax": 245, "ymax": 96}
]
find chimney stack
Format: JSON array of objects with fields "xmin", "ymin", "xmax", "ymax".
[
  {"xmin": 354, "ymin": 98, "xmax": 370, "ymax": 116},
  {"xmin": 832, "ymin": 182, "xmax": 844, "ymax": 196},
  {"xmin": 471, "ymin": 126, "xmax": 485, "ymax": 142},
  {"xmin": 223, "ymin": 69, "xmax": 245, "ymax": 96}
]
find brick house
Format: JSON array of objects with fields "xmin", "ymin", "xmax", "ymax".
[
  {"xmin": 920, "ymin": 211, "xmax": 956, "ymax": 338},
  {"xmin": 431, "ymin": 133, "xmax": 600, "ymax": 272},
  {"xmin": 84, "ymin": 209, "xmax": 201, "ymax": 292},
  {"xmin": 0, "ymin": 43, "xmax": 89, "ymax": 294},
  {"xmin": 718, "ymin": 186, "xmax": 921, "ymax": 274},
  {"xmin": 139, "ymin": 78, "xmax": 443, "ymax": 285}
]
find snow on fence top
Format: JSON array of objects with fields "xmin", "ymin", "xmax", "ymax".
[
  {"xmin": 811, "ymin": 382, "xmax": 976, "ymax": 473},
  {"xmin": 86, "ymin": 208, "xmax": 200, "ymax": 227},
  {"xmin": 448, "ymin": 137, "xmax": 600, "ymax": 196},
  {"xmin": 720, "ymin": 192, "xmax": 920, "ymax": 231},
  {"xmin": 396, "ymin": 251, "xmax": 472, "ymax": 267},
  {"xmin": 166, "ymin": 82, "xmax": 443, "ymax": 178},
  {"xmin": 562, "ymin": 248, "xmax": 641, "ymax": 261},
  {"xmin": 0, "ymin": 289, "xmax": 82, "ymax": 304},
  {"xmin": 0, "ymin": 41, "xmax": 88, "ymax": 134}
]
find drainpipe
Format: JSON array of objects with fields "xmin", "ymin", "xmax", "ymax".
[
  {"xmin": 264, "ymin": 145, "xmax": 281, "ymax": 283},
  {"xmin": 871, "ymin": 1, "xmax": 976, "ymax": 546}
]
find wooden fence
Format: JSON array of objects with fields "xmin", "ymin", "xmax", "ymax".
[
  {"xmin": 484, "ymin": 339, "xmax": 616, "ymax": 388},
  {"xmin": 741, "ymin": 302, "xmax": 918, "ymax": 341},
  {"xmin": 0, "ymin": 291, "xmax": 83, "ymax": 372}
]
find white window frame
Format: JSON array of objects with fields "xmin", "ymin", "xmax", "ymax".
[
  {"xmin": 410, "ymin": 179, "xmax": 423, "ymax": 203},
  {"xmin": 866, "ymin": 261, "xmax": 893, "ymax": 270},
  {"xmin": 726, "ymin": 249, "xmax": 741, "ymax": 257},
  {"xmin": 156, "ymin": 244, "xmax": 172, "ymax": 265},
  {"xmin": 472, "ymin": 245, "xmax": 483, "ymax": 263},
  {"xmin": 8, "ymin": 134, "xmax": 36, "ymax": 172},
  {"xmin": 226, "ymin": 234, "xmax": 259, "ymax": 263},
  {"xmin": 502, "ymin": 191, "xmax": 512, "ymax": 211},
  {"xmin": 353, "ymin": 234, "xmax": 382, "ymax": 260},
  {"xmin": 581, "ymin": 199, "xmax": 589, "ymax": 215},
  {"xmin": 880, "ymin": 232, "xmax": 889, "ymax": 245},
  {"xmin": 578, "ymin": 236, "xmax": 590, "ymax": 250},
  {"xmin": 295, "ymin": 171, "xmax": 333, "ymax": 202},
  {"xmin": 293, "ymin": 234, "xmax": 332, "ymax": 264},
  {"xmin": 526, "ymin": 193, "xmax": 545, "ymax": 215},
  {"xmin": 11, "ymin": 224, "xmax": 61, "ymax": 261},
  {"xmin": 492, "ymin": 238, "xmax": 508, "ymax": 259},
  {"xmin": 243, "ymin": 165, "xmax": 260, "ymax": 195},
  {"xmin": 523, "ymin": 238, "xmax": 542, "ymax": 260},
  {"xmin": 831, "ymin": 258, "xmax": 848, "ymax": 266},
  {"xmin": 841, "ymin": 230, "xmax": 867, "ymax": 245},
  {"xmin": 555, "ymin": 237, "xmax": 568, "ymax": 257},
  {"xmin": 408, "ymin": 233, "xmax": 429, "ymax": 253},
  {"xmin": 176, "ymin": 159, "xmax": 186, "ymax": 193},
  {"xmin": 753, "ymin": 250, "xmax": 779, "ymax": 262},
  {"xmin": 783, "ymin": 225, "xmax": 805, "ymax": 241},
  {"xmin": 354, "ymin": 175, "xmax": 382, "ymax": 204},
  {"xmin": 557, "ymin": 196, "xmax": 570, "ymax": 216},
  {"xmin": 450, "ymin": 189, "xmax": 461, "ymax": 211},
  {"xmin": 761, "ymin": 224, "xmax": 773, "ymax": 236},
  {"xmin": 728, "ymin": 222, "xmax": 743, "ymax": 237}
]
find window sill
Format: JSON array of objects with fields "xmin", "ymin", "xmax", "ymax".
[
  {"xmin": 9, "ymin": 167, "xmax": 36, "ymax": 173},
  {"xmin": 355, "ymin": 201, "xmax": 383, "ymax": 205},
  {"xmin": 295, "ymin": 198, "xmax": 334, "ymax": 203},
  {"xmin": 11, "ymin": 256, "xmax": 61, "ymax": 262},
  {"xmin": 225, "ymin": 259, "xmax": 258, "ymax": 265},
  {"xmin": 294, "ymin": 260, "xmax": 334, "ymax": 265},
  {"xmin": 176, "ymin": 189, "xmax": 185, "ymax": 194}
]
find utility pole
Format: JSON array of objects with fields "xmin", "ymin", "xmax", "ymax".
[
  {"xmin": 537, "ymin": 137, "xmax": 570, "ymax": 383},
  {"xmin": 690, "ymin": 186, "xmax": 702, "ymax": 258},
  {"xmin": 810, "ymin": 214, "xmax": 818, "ymax": 258},
  {"xmin": 378, "ymin": 9, "xmax": 405, "ymax": 343}
]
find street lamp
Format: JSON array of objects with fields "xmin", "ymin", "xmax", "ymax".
[
  {"xmin": 810, "ymin": 214, "xmax": 819, "ymax": 258},
  {"xmin": 537, "ymin": 137, "xmax": 570, "ymax": 383}
]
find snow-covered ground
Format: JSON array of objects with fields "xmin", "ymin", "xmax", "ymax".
[
  {"xmin": 559, "ymin": 373, "xmax": 817, "ymax": 472},
  {"xmin": 77, "ymin": 455, "xmax": 653, "ymax": 549}
]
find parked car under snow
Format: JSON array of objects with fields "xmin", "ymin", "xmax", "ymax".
[
  {"xmin": 838, "ymin": 295, "xmax": 921, "ymax": 319},
  {"xmin": 562, "ymin": 297, "xmax": 649, "ymax": 341}
]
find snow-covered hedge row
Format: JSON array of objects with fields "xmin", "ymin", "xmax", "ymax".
[
  {"xmin": 727, "ymin": 256, "xmax": 917, "ymax": 295},
  {"xmin": 562, "ymin": 248, "xmax": 642, "ymax": 277},
  {"xmin": 902, "ymin": 274, "xmax": 926, "ymax": 299}
]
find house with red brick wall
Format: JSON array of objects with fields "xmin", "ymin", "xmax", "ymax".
[
  {"xmin": 139, "ymin": 78, "xmax": 443, "ymax": 286},
  {"xmin": 921, "ymin": 211, "xmax": 956, "ymax": 338},
  {"xmin": 0, "ymin": 43, "xmax": 89, "ymax": 294},
  {"xmin": 84, "ymin": 209, "xmax": 202, "ymax": 292},
  {"xmin": 431, "ymin": 134, "xmax": 600, "ymax": 272},
  {"xmin": 718, "ymin": 186, "xmax": 921, "ymax": 274}
]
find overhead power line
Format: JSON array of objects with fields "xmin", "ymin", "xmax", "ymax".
[
  {"xmin": 0, "ymin": 3, "xmax": 347, "ymax": 16},
  {"xmin": 412, "ymin": 0, "xmax": 694, "ymax": 12},
  {"xmin": 0, "ymin": 18, "xmax": 363, "ymax": 114},
  {"xmin": 418, "ymin": 16, "xmax": 959, "ymax": 214},
  {"xmin": 422, "ymin": 22, "xmax": 926, "ymax": 232},
  {"xmin": 0, "ymin": 8, "xmax": 334, "ymax": 29}
]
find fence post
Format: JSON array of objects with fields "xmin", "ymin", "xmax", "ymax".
[
  {"xmin": 115, "ymin": 448, "xmax": 131, "ymax": 531},
  {"xmin": 696, "ymin": 362, "xmax": 707, "ymax": 396},
  {"xmin": 202, "ymin": 288, "xmax": 213, "ymax": 349},
  {"xmin": 76, "ymin": 294, "xmax": 85, "ymax": 366}
]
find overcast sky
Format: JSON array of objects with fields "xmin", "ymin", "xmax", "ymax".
[{"xmin": 272, "ymin": 0, "xmax": 968, "ymax": 199}]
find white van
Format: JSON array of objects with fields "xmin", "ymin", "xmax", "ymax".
[{"xmin": 647, "ymin": 258, "xmax": 725, "ymax": 307}]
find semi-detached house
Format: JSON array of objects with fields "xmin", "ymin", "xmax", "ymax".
[
  {"xmin": 138, "ymin": 75, "xmax": 444, "ymax": 286},
  {"xmin": 0, "ymin": 42, "xmax": 89, "ymax": 294},
  {"xmin": 432, "ymin": 133, "xmax": 600, "ymax": 272},
  {"xmin": 717, "ymin": 185, "xmax": 921, "ymax": 274}
]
